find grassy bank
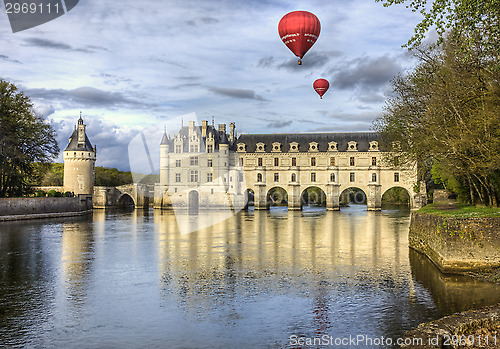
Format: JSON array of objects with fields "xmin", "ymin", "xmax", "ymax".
[{"xmin": 418, "ymin": 203, "xmax": 500, "ymax": 218}]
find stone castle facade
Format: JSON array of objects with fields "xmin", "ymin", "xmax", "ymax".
[{"xmin": 154, "ymin": 120, "xmax": 426, "ymax": 211}]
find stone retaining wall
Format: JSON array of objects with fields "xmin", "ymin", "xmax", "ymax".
[
  {"xmin": 0, "ymin": 197, "xmax": 92, "ymax": 221},
  {"xmin": 409, "ymin": 213, "xmax": 500, "ymax": 273},
  {"xmin": 401, "ymin": 304, "xmax": 500, "ymax": 348}
]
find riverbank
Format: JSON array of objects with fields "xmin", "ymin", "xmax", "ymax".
[
  {"xmin": 0, "ymin": 197, "xmax": 92, "ymax": 222},
  {"xmin": 408, "ymin": 204, "xmax": 500, "ymax": 273}
]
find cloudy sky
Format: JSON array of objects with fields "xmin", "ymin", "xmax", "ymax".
[{"xmin": 0, "ymin": 0, "xmax": 424, "ymax": 170}]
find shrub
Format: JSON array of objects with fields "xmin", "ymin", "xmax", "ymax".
[{"xmin": 35, "ymin": 190, "xmax": 46, "ymax": 197}]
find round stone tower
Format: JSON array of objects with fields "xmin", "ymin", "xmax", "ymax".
[{"xmin": 63, "ymin": 114, "xmax": 96, "ymax": 196}]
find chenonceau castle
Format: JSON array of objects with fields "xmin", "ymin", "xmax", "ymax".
[{"xmin": 61, "ymin": 117, "xmax": 426, "ymax": 210}]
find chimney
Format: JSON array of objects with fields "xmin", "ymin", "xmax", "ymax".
[
  {"xmin": 218, "ymin": 123, "xmax": 226, "ymax": 134},
  {"xmin": 202, "ymin": 120, "xmax": 208, "ymax": 138},
  {"xmin": 189, "ymin": 121, "xmax": 195, "ymax": 137},
  {"xmin": 229, "ymin": 122, "xmax": 235, "ymax": 142}
]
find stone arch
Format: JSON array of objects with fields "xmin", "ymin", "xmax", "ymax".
[
  {"xmin": 300, "ymin": 186, "xmax": 327, "ymax": 208},
  {"xmin": 339, "ymin": 187, "xmax": 367, "ymax": 206},
  {"xmin": 117, "ymin": 193, "xmax": 135, "ymax": 207},
  {"xmin": 188, "ymin": 190, "xmax": 199, "ymax": 211},
  {"xmin": 266, "ymin": 186, "xmax": 288, "ymax": 207},
  {"xmin": 382, "ymin": 186, "xmax": 411, "ymax": 206}
]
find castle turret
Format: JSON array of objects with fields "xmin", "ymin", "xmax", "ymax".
[
  {"xmin": 63, "ymin": 114, "xmax": 96, "ymax": 196},
  {"xmin": 159, "ymin": 129, "xmax": 169, "ymax": 186}
]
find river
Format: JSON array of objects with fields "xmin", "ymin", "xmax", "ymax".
[{"xmin": 1, "ymin": 205, "xmax": 499, "ymax": 348}]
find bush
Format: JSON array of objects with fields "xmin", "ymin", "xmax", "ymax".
[
  {"xmin": 64, "ymin": 191, "xmax": 73, "ymax": 197},
  {"xmin": 54, "ymin": 191, "xmax": 63, "ymax": 197},
  {"xmin": 47, "ymin": 190, "xmax": 56, "ymax": 197},
  {"xmin": 35, "ymin": 190, "xmax": 46, "ymax": 197}
]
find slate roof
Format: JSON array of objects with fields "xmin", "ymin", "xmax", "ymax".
[
  {"xmin": 235, "ymin": 132, "xmax": 383, "ymax": 152},
  {"xmin": 162, "ymin": 125, "xmax": 231, "ymax": 151},
  {"xmin": 64, "ymin": 129, "xmax": 95, "ymax": 152}
]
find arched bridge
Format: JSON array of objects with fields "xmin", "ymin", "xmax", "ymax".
[{"xmin": 93, "ymin": 184, "xmax": 152, "ymax": 209}]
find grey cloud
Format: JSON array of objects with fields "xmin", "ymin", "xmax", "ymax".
[
  {"xmin": 267, "ymin": 120, "xmax": 292, "ymax": 128},
  {"xmin": 186, "ymin": 16, "xmax": 219, "ymax": 26},
  {"xmin": 24, "ymin": 86, "xmax": 156, "ymax": 109},
  {"xmin": 24, "ymin": 38, "xmax": 73, "ymax": 50},
  {"xmin": 208, "ymin": 86, "xmax": 267, "ymax": 101},
  {"xmin": 0, "ymin": 54, "xmax": 21, "ymax": 64},
  {"xmin": 278, "ymin": 51, "xmax": 339, "ymax": 71},
  {"xmin": 23, "ymin": 38, "xmax": 95, "ymax": 53},
  {"xmin": 330, "ymin": 55, "xmax": 402, "ymax": 90}
]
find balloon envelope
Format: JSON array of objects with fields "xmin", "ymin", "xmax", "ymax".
[
  {"xmin": 278, "ymin": 11, "xmax": 321, "ymax": 64},
  {"xmin": 313, "ymin": 79, "xmax": 329, "ymax": 99}
]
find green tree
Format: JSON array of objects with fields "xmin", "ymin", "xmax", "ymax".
[
  {"xmin": 376, "ymin": 0, "xmax": 499, "ymax": 63},
  {"xmin": 373, "ymin": 34, "xmax": 500, "ymax": 205},
  {"xmin": 0, "ymin": 80, "xmax": 59, "ymax": 197}
]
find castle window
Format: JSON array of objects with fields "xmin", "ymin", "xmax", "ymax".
[
  {"xmin": 175, "ymin": 145, "xmax": 182, "ymax": 153},
  {"xmin": 372, "ymin": 173, "xmax": 377, "ymax": 182},
  {"xmin": 348, "ymin": 141, "xmax": 358, "ymax": 151},
  {"xmin": 190, "ymin": 144, "xmax": 198, "ymax": 152},
  {"xmin": 328, "ymin": 141, "xmax": 338, "ymax": 151},
  {"xmin": 274, "ymin": 173, "xmax": 279, "ymax": 182},
  {"xmin": 190, "ymin": 170, "xmax": 199, "ymax": 182},
  {"xmin": 175, "ymin": 173, "xmax": 181, "ymax": 182},
  {"xmin": 350, "ymin": 157, "xmax": 355, "ymax": 166},
  {"xmin": 190, "ymin": 156, "xmax": 198, "ymax": 166},
  {"xmin": 311, "ymin": 173, "xmax": 316, "ymax": 182},
  {"xmin": 272, "ymin": 142, "xmax": 282, "ymax": 152},
  {"xmin": 394, "ymin": 173, "xmax": 400, "ymax": 182},
  {"xmin": 207, "ymin": 145, "xmax": 213, "ymax": 153},
  {"xmin": 330, "ymin": 173, "xmax": 335, "ymax": 182},
  {"xmin": 289, "ymin": 142, "xmax": 299, "ymax": 152},
  {"xmin": 350, "ymin": 172, "xmax": 355, "ymax": 182},
  {"xmin": 291, "ymin": 173, "xmax": 296, "ymax": 182},
  {"xmin": 311, "ymin": 157, "xmax": 316, "ymax": 166},
  {"xmin": 274, "ymin": 157, "xmax": 279, "ymax": 166},
  {"xmin": 175, "ymin": 160, "xmax": 181, "ymax": 167},
  {"xmin": 257, "ymin": 173, "xmax": 263, "ymax": 182},
  {"xmin": 239, "ymin": 158, "xmax": 244, "ymax": 166},
  {"xmin": 207, "ymin": 173, "xmax": 213, "ymax": 182},
  {"xmin": 207, "ymin": 159, "xmax": 213, "ymax": 167},
  {"xmin": 372, "ymin": 157, "xmax": 377, "ymax": 166},
  {"xmin": 258, "ymin": 158, "xmax": 263, "ymax": 166},
  {"xmin": 256, "ymin": 142, "xmax": 265, "ymax": 152},
  {"xmin": 238, "ymin": 172, "xmax": 244, "ymax": 182},
  {"xmin": 369, "ymin": 141, "xmax": 379, "ymax": 151},
  {"xmin": 174, "ymin": 188, "xmax": 178, "ymax": 193},
  {"xmin": 309, "ymin": 142, "xmax": 318, "ymax": 152},
  {"xmin": 330, "ymin": 157, "xmax": 335, "ymax": 166},
  {"xmin": 291, "ymin": 157, "xmax": 296, "ymax": 166}
]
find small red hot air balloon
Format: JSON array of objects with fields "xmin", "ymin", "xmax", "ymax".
[
  {"xmin": 278, "ymin": 11, "xmax": 321, "ymax": 65},
  {"xmin": 313, "ymin": 78, "xmax": 329, "ymax": 99}
]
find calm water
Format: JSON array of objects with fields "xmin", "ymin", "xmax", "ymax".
[{"xmin": 1, "ymin": 205, "xmax": 500, "ymax": 348}]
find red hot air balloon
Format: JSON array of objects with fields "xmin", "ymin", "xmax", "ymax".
[
  {"xmin": 278, "ymin": 11, "xmax": 321, "ymax": 65},
  {"xmin": 313, "ymin": 78, "xmax": 329, "ymax": 99}
]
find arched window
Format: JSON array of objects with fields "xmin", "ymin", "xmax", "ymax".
[
  {"xmin": 372, "ymin": 173, "xmax": 377, "ymax": 182},
  {"xmin": 330, "ymin": 173, "xmax": 335, "ymax": 182},
  {"xmin": 257, "ymin": 173, "xmax": 262, "ymax": 182},
  {"xmin": 291, "ymin": 173, "xmax": 296, "ymax": 182}
]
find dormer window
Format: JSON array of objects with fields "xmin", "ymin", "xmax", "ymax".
[
  {"xmin": 369, "ymin": 141, "xmax": 379, "ymax": 151},
  {"xmin": 237, "ymin": 143, "xmax": 246, "ymax": 152},
  {"xmin": 328, "ymin": 141, "xmax": 338, "ymax": 151},
  {"xmin": 256, "ymin": 142, "xmax": 265, "ymax": 152},
  {"xmin": 347, "ymin": 141, "xmax": 358, "ymax": 151},
  {"xmin": 309, "ymin": 142, "xmax": 318, "ymax": 152},
  {"xmin": 289, "ymin": 142, "xmax": 299, "ymax": 152},
  {"xmin": 272, "ymin": 142, "xmax": 282, "ymax": 152}
]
